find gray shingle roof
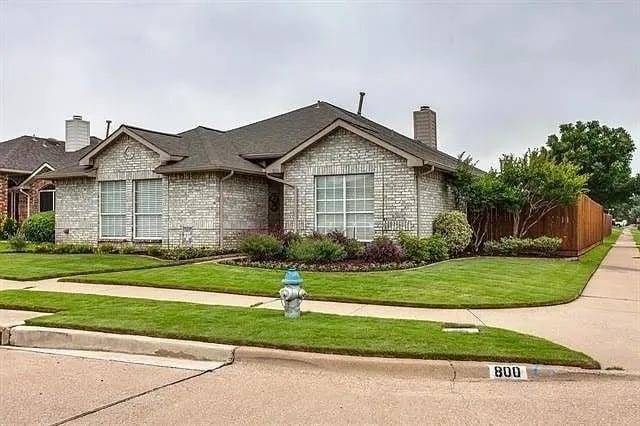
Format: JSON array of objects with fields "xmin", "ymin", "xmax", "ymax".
[
  {"xmin": 26, "ymin": 101, "xmax": 477, "ymax": 179},
  {"xmin": 0, "ymin": 135, "xmax": 101, "ymax": 174}
]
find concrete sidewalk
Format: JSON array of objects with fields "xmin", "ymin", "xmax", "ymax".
[{"xmin": 1, "ymin": 230, "xmax": 638, "ymax": 370}]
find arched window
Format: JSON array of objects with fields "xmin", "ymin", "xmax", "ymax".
[{"xmin": 39, "ymin": 184, "xmax": 55, "ymax": 212}]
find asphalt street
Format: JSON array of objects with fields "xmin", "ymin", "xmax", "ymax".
[{"xmin": 1, "ymin": 349, "xmax": 638, "ymax": 425}]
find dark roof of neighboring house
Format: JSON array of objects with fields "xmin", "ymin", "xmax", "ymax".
[
  {"xmin": 0, "ymin": 135, "xmax": 101, "ymax": 174},
  {"xmin": 39, "ymin": 101, "xmax": 479, "ymax": 179}
]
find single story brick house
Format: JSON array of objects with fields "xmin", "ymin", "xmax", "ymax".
[
  {"xmin": 0, "ymin": 127, "xmax": 100, "ymax": 222},
  {"xmin": 42, "ymin": 101, "xmax": 470, "ymax": 247}
]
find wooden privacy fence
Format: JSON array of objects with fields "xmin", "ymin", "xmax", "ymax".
[{"xmin": 483, "ymin": 194, "xmax": 609, "ymax": 256}]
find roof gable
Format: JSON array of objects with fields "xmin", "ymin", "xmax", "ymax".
[
  {"xmin": 265, "ymin": 119, "xmax": 423, "ymax": 173},
  {"xmin": 78, "ymin": 126, "xmax": 184, "ymax": 166}
]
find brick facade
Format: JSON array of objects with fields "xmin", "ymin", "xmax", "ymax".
[
  {"xmin": 281, "ymin": 127, "xmax": 455, "ymax": 239},
  {"xmin": 54, "ymin": 134, "xmax": 269, "ymax": 247},
  {"xmin": 0, "ymin": 174, "xmax": 7, "ymax": 217}
]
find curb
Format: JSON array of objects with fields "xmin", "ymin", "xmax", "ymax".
[
  {"xmin": 233, "ymin": 346, "xmax": 640, "ymax": 382},
  {"xmin": 7, "ymin": 326, "xmax": 236, "ymax": 363}
]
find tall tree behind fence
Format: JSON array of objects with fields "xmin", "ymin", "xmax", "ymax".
[{"xmin": 483, "ymin": 194, "xmax": 611, "ymax": 256}]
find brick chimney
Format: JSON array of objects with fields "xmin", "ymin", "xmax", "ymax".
[{"xmin": 413, "ymin": 106, "xmax": 437, "ymax": 150}]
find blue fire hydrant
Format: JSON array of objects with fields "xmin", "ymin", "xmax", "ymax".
[{"xmin": 279, "ymin": 267, "xmax": 307, "ymax": 319}]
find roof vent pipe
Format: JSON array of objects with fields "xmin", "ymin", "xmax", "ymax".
[
  {"xmin": 106, "ymin": 120, "xmax": 112, "ymax": 138},
  {"xmin": 357, "ymin": 92, "xmax": 365, "ymax": 115}
]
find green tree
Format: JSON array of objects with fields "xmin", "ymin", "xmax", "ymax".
[
  {"xmin": 452, "ymin": 150, "xmax": 588, "ymax": 247},
  {"xmin": 499, "ymin": 149, "xmax": 588, "ymax": 237},
  {"xmin": 546, "ymin": 121, "xmax": 636, "ymax": 207}
]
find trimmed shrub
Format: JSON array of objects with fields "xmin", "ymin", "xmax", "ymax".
[
  {"xmin": 422, "ymin": 235, "xmax": 449, "ymax": 262},
  {"xmin": 146, "ymin": 245, "xmax": 164, "ymax": 258},
  {"xmin": 239, "ymin": 234, "xmax": 283, "ymax": 260},
  {"xmin": 326, "ymin": 230, "xmax": 365, "ymax": 259},
  {"xmin": 119, "ymin": 243, "xmax": 136, "ymax": 254},
  {"xmin": 531, "ymin": 236, "xmax": 563, "ymax": 256},
  {"xmin": 365, "ymin": 236, "xmax": 404, "ymax": 263},
  {"xmin": 287, "ymin": 237, "xmax": 346, "ymax": 263},
  {"xmin": 0, "ymin": 213, "xmax": 19, "ymax": 239},
  {"xmin": 484, "ymin": 236, "xmax": 562, "ymax": 257},
  {"xmin": 398, "ymin": 232, "xmax": 449, "ymax": 263},
  {"xmin": 96, "ymin": 243, "xmax": 119, "ymax": 254},
  {"xmin": 52, "ymin": 243, "xmax": 94, "ymax": 254},
  {"xmin": 21, "ymin": 211, "xmax": 55, "ymax": 243},
  {"xmin": 9, "ymin": 232, "xmax": 27, "ymax": 252},
  {"xmin": 33, "ymin": 242, "xmax": 55, "ymax": 253},
  {"xmin": 433, "ymin": 211, "xmax": 472, "ymax": 255}
]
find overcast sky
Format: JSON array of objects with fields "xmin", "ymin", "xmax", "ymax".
[{"xmin": 1, "ymin": 1, "xmax": 638, "ymax": 172}]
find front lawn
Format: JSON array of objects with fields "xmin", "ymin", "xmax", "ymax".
[
  {"xmin": 0, "ymin": 290, "xmax": 599, "ymax": 368},
  {"xmin": 0, "ymin": 253, "xmax": 165, "ymax": 280},
  {"xmin": 631, "ymin": 228, "xmax": 640, "ymax": 246},
  {"xmin": 68, "ymin": 230, "xmax": 621, "ymax": 309}
]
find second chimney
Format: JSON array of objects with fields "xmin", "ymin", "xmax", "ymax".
[
  {"xmin": 65, "ymin": 115, "xmax": 90, "ymax": 152},
  {"xmin": 413, "ymin": 106, "xmax": 437, "ymax": 150}
]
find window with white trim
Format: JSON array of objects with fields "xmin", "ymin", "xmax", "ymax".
[
  {"xmin": 316, "ymin": 174, "xmax": 374, "ymax": 241},
  {"xmin": 100, "ymin": 180, "xmax": 126, "ymax": 238},
  {"xmin": 39, "ymin": 185, "xmax": 55, "ymax": 212},
  {"xmin": 134, "ymin": 179, "xmax": 163, "ymax": 239}
]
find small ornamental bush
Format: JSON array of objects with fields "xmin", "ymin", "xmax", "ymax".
[
  {"xmin": 398, "ymin": 232, "xmax": 449, "ymax": 263},
  {"xmin": 365, "ymin": 236, "xmax": 404, "ymax": 263},
  {"xmin": 33, "ymin": 242, "xmax": 55, "ymax": 253},
  {"xmin": 9, "ymin": 232, "xmax": 27, "ymax": 252},
  {"xmin": 287, "ymin": 237, "xmax": 346, "ymax": 263},
  {"xmin": 239, "ymin": 234, "xmax": 283, "ymax": 260},
  {"xmin": 146, "ymin": 245, "xmax": 164, "ymax": 258},
  {"xmin": 21, "ymin": 211, "xmax": 55, "ymax": 243},
  {"xmin": 433, "ymin": 211, "xmax": 472, "ymax": 255},
  {"xmin": 52, "ymin": 243, "xmax": 94, "ymax": 254},
  {"xmin": 422, "ymin": 235, "xmax": 449, "ymax": 262},
  {"xmin": 0, "ymin": 213, "xmax": 19, "ymax": 239},
  {"xmin": 119, "ymin": 243, "xmax": 136, "ymax": 254},
  {"xmin": 326, "ymin": 230, "xmax": 365, "ymax": 259},
  {"xmin": 531, "ymin": 236, "xmax": 563, "ymax": 256},
  {"xmin": 97, "ymin": 243, "xmax": 119, "ymax": 254}
]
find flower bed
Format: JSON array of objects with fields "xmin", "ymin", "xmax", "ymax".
[{"xmin": 221, "ymin": 258, "xmax": 428, "ymax": 272}]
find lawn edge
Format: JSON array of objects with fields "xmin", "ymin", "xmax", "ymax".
[{"xmin": 17, "ymin": 316, "xmax": 598, "ymax": 370}]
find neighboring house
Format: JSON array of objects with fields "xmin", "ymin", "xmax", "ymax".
[
  {"xmin": 43, "ymin": 102, "xmax": 471, "ymax": 247},
  {"xmin": 0, "ymin": 118, "xmax": 100, "ymax": 222}
]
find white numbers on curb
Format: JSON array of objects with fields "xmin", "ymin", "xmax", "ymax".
[{"xmin": 488, "ymin": 365, "xmax": 528, "ymax": 380}]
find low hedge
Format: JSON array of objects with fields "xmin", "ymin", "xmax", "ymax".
[{"xmin": 484, "ymin": 236, "xmax": 563, "ymax": 257}]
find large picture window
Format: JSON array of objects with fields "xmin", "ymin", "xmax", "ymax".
[
  {"xmin": 135, "ymin": 179, "xmax": 163, "ymax": 239},
  {"xmin": 316, "ymin": 174, "xmax": 374, "ymax": 241},
  {"xmin": 100, "ymin": 180, "xmax": 126, "ymax": 238}
]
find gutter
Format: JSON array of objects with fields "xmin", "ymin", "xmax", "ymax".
[
  {"xmin": 219, "ymin": 171, "xmax": 235, "ymax": 247},
  {"xmin": 18, "ymin": 188, "xmax": 31, "ymax": 218},
  {"xmin": 265, "ymin": 173, "xmax": 298, "ymax": 233}
]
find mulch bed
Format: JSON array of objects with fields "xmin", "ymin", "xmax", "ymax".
[{"xmin": 219, "ymin": 258, "xmax": 431, "ymax": 272}]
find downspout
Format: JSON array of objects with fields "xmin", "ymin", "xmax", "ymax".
[
  {"xmin": 19, "ymin": 188, "xmax": 31, "ymax": 218},
  {"xmin": 165, "ymin": 176, "xmax": 170, "ymax": 248},
  {"xmin": 219, "ymin": 170, "xmax": 234, "ymax": 247},
  {"xmin": 265, "ymin": 173, "xmax": 298, "ymax": 233},
  {"xmin": 416, "ymin": 165, "xmax": 435, "ymax": 237}
]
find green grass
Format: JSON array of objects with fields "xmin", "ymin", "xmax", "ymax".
[
  {"xmin": 631, "ymin": 228, "xmax": 640, "ymax": 247},
  {"xmin": 0, "ymin": 241, "xmax": 9, "ymax": 252},
  {"xmin": 0, "ymin": 253, "xmax": 165, "ymax": 280},
  {"xmin": 69, "ymin": 230, "xmax": 621, "ymax": 309},
  {"xmin": 0, "ymin": 290, "xmax": 599, "ymax": 368}
]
